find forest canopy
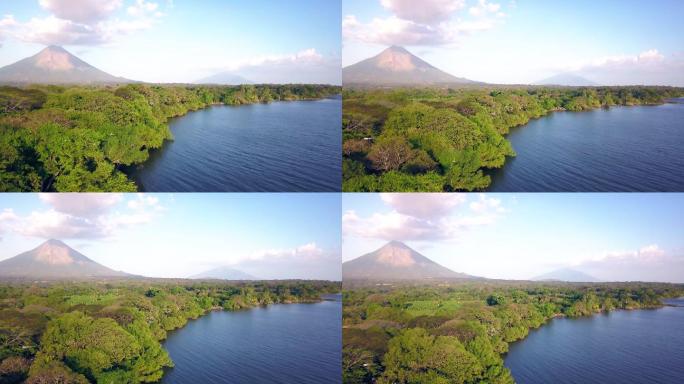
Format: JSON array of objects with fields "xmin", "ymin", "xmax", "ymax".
[
  {"xmin": 0, "ymin": 280, "xmax": 339, "ymax": 383},
  {"xmin": 343, "ymin": 86, "xmax": 684, "ymax": 192},
  {"xmin": 0, "ymin": 84, "xmax": 340, "ymax": 192},
  {"xmin": 342, "ymin": 281, "xmax": 684, "ymax": 384}
]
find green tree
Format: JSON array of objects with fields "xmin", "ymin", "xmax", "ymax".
[{"xmin": 380, "ymin": 328, "xmax": 483, "ymax": 384}]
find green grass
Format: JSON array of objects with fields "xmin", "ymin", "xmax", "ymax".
[
  {"xmin": 65, "ymin": 293, "xmax": 120, "ymax": 307},
  {"xmin": 404, "ymin": 299, "xmax": 464, "ymax": 317}
]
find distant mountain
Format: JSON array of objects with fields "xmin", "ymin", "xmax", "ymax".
[
  {"xmin": 0, "ymin": 239, "xmax": 132, "ymax": 280},
  {"xmin": 343, "ymin": 46, "xmax": 479, "ymax": 86},
  {"xmin": 0, "ymin": 45, "xmax": 131, "ymax": 85},
  {"xmin": 533, "ymin": 268, "xmax": 599, "ymax": 283},
  {"xmin": 343, "ymin": 241, "xmax": 476, "ymax": 280},
  {"xmin": 190, "ymin": 266, "xmax": 257, "ymax": 280},
  {"xmin": 195, "ymin": 72, "xmax": 252, "ymax": 85},
  {"xmin": 536, "ymin": 73, "xmax": 597, "ymax": 86}
]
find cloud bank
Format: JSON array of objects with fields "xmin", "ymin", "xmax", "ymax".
[
  {"xmin": 343, "ymin": 0, "xmax": 505, "ymax": 46},
  {"xmin": 199, "ymin": 48, "xmax": 342, "ymax": 85},
  {"xmin": 0, "ymin": 0, "xmax": 166, "ymax": 46},
  {"xmin": 0, "ymin": 193, "xmax": 163, "ymax": 240},
  {"xmin": 343, "ymin": 193, "xmax": 505, "ymax": 241},
  {"xmin": 197, "ymin": 242, "xmax": 341, "ymax": 281},
  {"xmin": 570, "ymin": 245, "xmax": 684, "ymax": 283},
  {"xmin": 554, "ymin": 49, "xmax": 684, "ymax": 86}
]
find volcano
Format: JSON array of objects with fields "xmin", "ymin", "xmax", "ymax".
[
  {"xmin": 0, "ymin": 45, "xmax": 131, "ymax": 84},
  {"xmin": 343, "ymin": 241, "xmax": 477, "ymax": 280},
  {"xmin": 343, "ymin": 46, "xmax": 479, "ymax": 86},
  {"xmin": 0, "ymin": 239, "xmax": 132, "ymax": 279}
]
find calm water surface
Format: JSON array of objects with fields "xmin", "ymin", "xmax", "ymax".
[
  {"xmin": 160, "ymin": 298, "xmax": 341, "ymax": 383},
  {"xmin": 130, "ymin": 97, "xmax": 341, "ymax": 192},
  {"xmin": 488, "ymin": 101, "xmax": 684, "ymax": 191},
  {"xmin": 505, "ymin": 304, "xmax": 684, "ymax": 383}
]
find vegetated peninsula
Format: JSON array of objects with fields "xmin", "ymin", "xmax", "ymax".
[
  {"xmin": 342, "ymin": 246, "xmax": 684, "ymax": 384},
  {"xmin": 342, "ymin": 47, "xmax": 684, "ymax": 192},
  {"xmin": 0, "ymin": 46, "xmax": 341, "ymax": 192},
  {"xmin": 0, "ymin": 240, "xmax": 340, "ymax": 383}
]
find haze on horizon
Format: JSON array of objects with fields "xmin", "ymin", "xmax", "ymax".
[
  {"xmin": 0, "ymin": 193, "xmax": 342, "ymax": 281},
  {"xmin": 342, "ymin": 193, "xmax": 684, "ymax": 283},
  {"xmin": 343, "ymin": 0, "xmax": 684, "ymax": 86},
  {"xmin": 0, "ymin": 0, "xmax": 341, "ymax": 84}
]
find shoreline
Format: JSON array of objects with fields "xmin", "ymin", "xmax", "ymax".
[
  {"xmin": 156, "ymin": 296, "xmax": 338, "ymax": 383},
  {"xmin": 502, "ymin": 300, "xmax": 679, "ymax": 356},
  {"xmin": 482, "ymin": 98, "xmax": 679, "ymax": 191},
  {"xmin": 502, "ymin": 301, "xmax": 683, "ymax": 382},
  {"xmin": 124, "ymin": 93, "xmax": 342, "ymax": 191}
]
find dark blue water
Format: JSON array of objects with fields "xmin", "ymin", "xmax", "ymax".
[
  {"xmin": 131, "ymin": 97, "xmax": 341, "ymax": 192},
  {"xmin": 161, "ymin": 299, "xmax": 341, "ymax": 383},
  {"xmin": 488, "ymin": 101, "xmax": 684, "ymax": 191},
  {"xmin": 505, "ymin": 306, "xmax": 684, "ymax": 383}
]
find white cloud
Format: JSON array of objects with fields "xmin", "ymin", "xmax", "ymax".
[
  {"xmin": 555, "ymin": 49, "xmax": 684, "ymax": 86},
  {"xmin": 576, "ymin": 244, "xmax": 668, "ymax": 266},
  {"xmin": 380, "ymin": 193, "xmax": 466, "ymax": 219},
  {"xmin": 202, "ymin": 48, "xmax": 341, "ymax": 85},
  {"xmin": 3, "ymin": 194, "xmax": 163, "ymax": 240},
  {"xmin": 568, "ymin": 244, "xmax": 684, "ymax": 283},
  {"xmin": 220, "ymin": 48, "xmax": 325, "ymax": 72},
  {"xmin": 344, "ymin": 0, "xmax": 504, "ymax": 46},
  {"xmin": 0, "ymin": 14, "xmax": 17, "ymax": 27},
  {"xmin": 127, "ymin": 194, "xmax": 161, "ymax": 210},
  {"xmin": 0, "ymin": 0, "xmax": 165, "ymax": 46},
  {"xmin": 40, "ymin": 193, "xmax": 122, "ymax": 218},
  {"xmin": 39, "ymin": 0, "xmax": 123, "ymax": 24},
  {"xmin": 380, "ymin": 0, "xmax": 465, "ymax": 24},
  {"xmin": 0, "ymin": 208, "xmax": 18, "ymax": 221},
  {"xmin": 127, "ymin": 0, "xmax": 159, "ymax": 18},
  {"xmin": 469, "ymin": 0, "xmax": 501, "ymax": 16},
  {"xmin": 17, "ymin": 209, "xmax": 107, "ymax": 239},
  {"xmin": 343, "ymin": 194, "xmax": 505, "ymax": 241},
  {"xmin": 226, "ymin": 242, "xmax": 340, "ymax": 280},
  {"xmin": 0, "ymin": 208, "xmax": 19, "ymax": 240},
  {"xmin": 246, "ymin": 242, "xmax": 325, "ymax": 263},
  {"xmin": 469, "ymin": 194, "xmax": 505, "ymax": 213}
]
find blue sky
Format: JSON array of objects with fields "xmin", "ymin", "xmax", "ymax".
[
  {"xmin": 0, "ymin": 193, "xmax": 341, "ymax": 280},
  {"xmin": 0, "ymin": 0, "xmax": 341, "ymax": 83},
  {"xmin": 343, "ymin": 193, "xmax": 684, "ymax": 282},
  {"xmin": 343, "ymin": 0, "xmax": 684, "ymax": 85}
]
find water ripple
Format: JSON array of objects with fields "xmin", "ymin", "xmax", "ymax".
[
  {"xmin": 488, "ymin": 103, "xmax": 684, "ymax": 191},
  {"xmin": 131, "ymin": 98, "xmax": 342, "ymax": 192}
]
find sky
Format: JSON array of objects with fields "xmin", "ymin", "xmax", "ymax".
[
  {"xmin": 0, "ymin": 193, "xmax": 341, "ymax": 281},
  {"xmin": 0, "ymin": 0, "xmax": 341, "ymax": 84},
  {"xmin": 343, "ymin": 0, "xmax": 684, "ymax": 85},
  {"xmin": 343, "ymin": 193, "xmax": 684, "ymax": 283}
]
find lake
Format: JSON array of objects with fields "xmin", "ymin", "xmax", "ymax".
[
  {"xmin": 130, "ymin": 96, "xmax": 341, "ymax": 192},
  {"xmin": 505, "ymin": 303, "xmax": 684, "ymax": 383},
  {"xmin": 160, "ymin": 297, "xmax": 341, "ymax": 383},
  {"xmin": 488, "ymin": 101, "xmax": 684, "ymax": 191}
]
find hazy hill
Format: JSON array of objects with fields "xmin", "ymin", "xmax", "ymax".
[
  {"xmin": 195, "ymin": 73, "xmax": 253, "ymax": 85},
  {"xmin": 536, "ymin": 73, "xmax": 597, "ymax": 86},
  {"xmin": 0, "ymin": 239, "xmax": 132, "ymax": 279},
  {"xmin": 343, "ymin": 241, "xmax": 476, "ymax": 280},
  {"xmin": 533, "ymin": 268, "xmax": 600, "ymax": 282},
  {"xmin": 190, "ymin": 266, "xmax": 257, "ymax": 280},
  {"xmin": 343, "ymin": 46, "xmax": 479, "ymax": 86},
  {"xmin": 0, "ymin": 45, "xmax": 131, "ymax": 84}
]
